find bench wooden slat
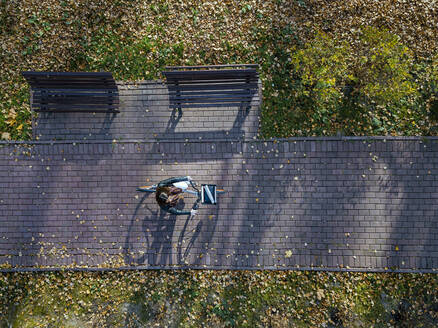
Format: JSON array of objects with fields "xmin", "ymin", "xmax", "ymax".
[
  {"xmin": 24, "ymin": 76, "xmax": 115, "ymax": 81},
  {"xmin": 166, "ymin": 80, "xmax": 258, "ymax": 86},
  {"xmin": 165, "ymin": 64, "xmax": 258, "ymax": 69},
  {"xmin": 29, "ymin": 84, "xmax": 117, "ymax": 90},
  {"xmin": 163, "ymin": 68, "xmax": 257, "ymax": 75},
  {"xmin": 168, "ymin": 90, "xmax": 257, "ymax": 96},
  {"xmin": 169, "ymin": 103, "xmax": 255, "ymax": 108},
  {"xmin": 23, "ymin": 74, "xmax": 116, "ymax": 85},
  {"xmin": 33, "ymin": 92, "xmax": 119, "ymax": 97},
  {"xmin": 33, "ymin": 96, "xmax": 119, "ymax": 102},
  {"xmin": 164, "ymin": 72, "xmax": 258, "ymax": 78},
  {"xmin": 31, "ymin": 88, "xmax": 116, "ymax": 93},
  {"xmin": 165, "ymin": 76, "xmax": 258, "ymax": 83},
  {"xmin": 167, "ymin": 83, "xmax": 259, "ymax": 92},
  {"xmin": 33, "ymin": 98, "xmax": 120, "ymax": 105},
  {"xmin": 169, "ymin": 100, "xmax": 260, "ymax": 105},
  {"xmin": 169, "ymin": 93, "xmax": 256, "ymax": 100},
  {"xmin": 33, "ymin": 90, "xmax": 118, "ymax": 95},
  {"xmin": 22, "ymin": 71, "xmax": 119, "ymax": 113},
  {"xmin": 35, "ymin": 108, "xmax": 119, "ymax": 113},
  {"xmin": 27, "ymin": 84, "xmax": 115, "ymax": 89},
  {"xmin": 170, "ymin": 97, "xmax": 255, "ymax": 103},
  {"xmin": 23, "ymin": 71, "xmax": 113, "ymax": 77},
  {"xmin": 33, "ymin": 104, "xmax": 119, "ymax": 110}
]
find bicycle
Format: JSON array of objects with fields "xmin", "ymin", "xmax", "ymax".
[{"xmin": 137, "ymin": 179, "xmax": 225, "ymax": 210}]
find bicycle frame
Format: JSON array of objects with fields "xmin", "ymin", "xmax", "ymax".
[
  {"xmin": 140, "ymin": 180, "xmax": 200, "ymax": 196},
  {"xmin": 137, "ymin": 179, "xmax": 223, "ymax": 210},
  {"xmin": 173, "ymin": 180, "xmax": 200, "ymax": 197}
]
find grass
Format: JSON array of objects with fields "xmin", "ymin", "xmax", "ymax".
[
  {"xmin": 1, "ymin": 1, "xmax": 438, "ymax": 140},
  {"xmin": 1, "ymin": 271, "xmax": 438, "ymax": 327}
]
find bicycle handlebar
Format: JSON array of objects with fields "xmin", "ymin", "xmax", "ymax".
[{"xmin": 189, "ymin": 180, "xmax": 201, "ymax": 211}]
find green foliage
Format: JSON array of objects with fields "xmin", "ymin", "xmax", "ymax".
[
  {"xmin": 289, "ymin": 31, "xmax": 351, "ymax": 135},
  {"xmin": 413, "ymin": 56, "xmax": 438, "ymax": 132},
  {"xmin": 81, "ymin": 28, "xmax": 162, "ymax": 80},
  {"xmin": 0, "ymin": 0, "xmax": 14, "ymax": 36},
  {"xmin": 292, "ymin": 32, "xmax": 350, "ymax": 105},
  {"xmin": 264, "ymin": 27, "xmax": 434, "ymax": 137},
  {"xmin": 351, "ymin": 28, "xmax": 419, "ymax": 136},
  {"xmin": 0, "ymin": 83, "xmax": 32, "ymax": 140},
  {"xmin": 1, "ymin": 271, "xmax": 438, "ymax": 327},
  {"xmin": 1, "ymin": 1, "xmax": 438, "ymax": 139},
  {"xmin": 355, "ymin": 27, "xmax": 416, "ymax": 104},
  {"xmin": 257, "ymin": 24, "xmax": 301, "ymax": 138}
]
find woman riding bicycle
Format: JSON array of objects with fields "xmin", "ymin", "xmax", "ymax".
[{"xmin": 156, "ymin": 176, "xmax": 198, "ymax": 216}]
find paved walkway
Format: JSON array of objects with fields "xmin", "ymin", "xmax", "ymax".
[
  {"xmin": 1, "ymin": 80, "xmax": 438, "ymax": 271},
  {"xmin": 32, "ymin": 81, "xmax": 261, "ymax": 142},
  {"xmin": 1, "ymin": 138, "xmax": 438, "ymax": 271}
]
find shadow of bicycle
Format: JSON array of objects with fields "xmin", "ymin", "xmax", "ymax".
[{"xmin": 124, "ymin": 192, "xmax": 208, "ymax": 267}]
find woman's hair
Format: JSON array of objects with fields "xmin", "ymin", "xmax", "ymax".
[{"xmin": 156, "ymin": 186, "xmax": 183, "ymax": 207}]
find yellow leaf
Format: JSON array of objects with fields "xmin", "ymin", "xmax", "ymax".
[{"xmin": 6, "ymin": 119, "xmax": 15, "ymax": 126}]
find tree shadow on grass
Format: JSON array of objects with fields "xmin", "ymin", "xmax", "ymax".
[{"xmin": 0, "ymin": 272, "xmax": 32, "ymax": 327}]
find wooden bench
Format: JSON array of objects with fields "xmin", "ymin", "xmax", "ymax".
[
  {"xmin": 22, "ymin": 71, "xmax": 119, "ymax": 113},
  {"xmin": 162, "ymin": 64, "xmax": 259, "ymax": 110}
]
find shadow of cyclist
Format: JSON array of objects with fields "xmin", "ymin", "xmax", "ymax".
[
  {"xmin": 146, "ymin": 208, "xmax": 179, "ymax": 267},
  {"xmin": 125, "ymin": 193, "xmax": 205, "ymax": 267},
  {"xmin": 124, "ymin": 192, "xmax": 174, "ymax": 267},
  {"xmin": 177, "ymin": 215, "xmax": 203, "ymax": 266},
  {"xmin": 123, "ymin": 192, "xmax": 151, "ymax": 266},
  {"xmin": 124, "ymin": 194, "xmax": 176, "ymax": 266}
]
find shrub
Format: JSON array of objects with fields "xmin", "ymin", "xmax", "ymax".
[
  {"xmin": 352, "ymin": 27, "xmax": 418, "ymax": 135},
  {"xmin": 289, "ymin": 31, "xmax": 351, "ymax": 135},
  {"xmin": 286, "ymin": 27, "xmax": 428, "ymax": 136}
]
